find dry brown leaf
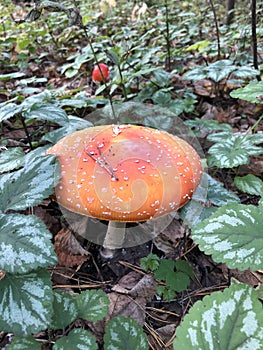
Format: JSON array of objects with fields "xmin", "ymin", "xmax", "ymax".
[
  {"xmin": 54, "ymin": 228, "xmax": 90, "ymax": 267},
  {"xmin": 153, "ymin": 219, "xmax": 186, "ymax": 257},
  {"xmin": 230, "ymin": 268, "xmax": 263, "ymax": 286},
  {"xmin": 148, "ymin": 324, "xmax": 176, "ymax": 350},
  {"xmin": 108, "ymin": 272, "xmax": 157, "ymax": 326}
]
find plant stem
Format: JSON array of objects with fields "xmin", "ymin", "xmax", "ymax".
[
  {"xmin": 209, "ymin": 0, "xmax": 221, "ymax": 59},
  {"xmin": 251, "ymin": 0, "xmax": 261, "ymax": 81},
  {"xmin": 19, "ymin": 114, "xmax": 33, "ymax": 150},
  {"xmin": 164, "ymin": 0, "xmax": 171, "ymax": 71}
]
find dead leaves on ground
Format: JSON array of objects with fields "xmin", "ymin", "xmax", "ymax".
[{"xmin": 54, "ymin": 228, "xmax": 90, "ymax": 267}]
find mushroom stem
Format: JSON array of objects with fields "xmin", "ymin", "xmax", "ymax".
[{"xmin": 100, "ymin": 221, "xmax": 126, "ymax": 258}]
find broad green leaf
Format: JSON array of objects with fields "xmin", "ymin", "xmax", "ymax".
[
  {"xmin": 51, "ymin": 291, "xmax": 78, "ymax": 329},
  {"xmin": 184, "ymin": 119, "xmax": 232, "ymax": 132},
  {"xmin": 76, "ymin": 289, "xmax": 109, "ymax": 322},
  {"xmin": 53, "ymin": 329, "xmax": 98, "ymax": 350},
  {"xmin": 0, "ymin": 102, "xmax": 23, "ymax": 122},
  {"xmin": 230, "ymin": 81, "xmax": 263, "ymax": 103},
  {"xmin": 191, "ymin": 173, "xmax": 239, "ymax": 206},
  {"xmin": 104, "ymin": 315, "xmax": 148, "ymax": 350},
  {"xmin": 8, "ymin": 336, "xmax": 42, "ymax": 350},
  {"xmin": 23, "ymin": 103, "xmax": 68, "ymax": 125},
  {"xmin": 192, "ymin": 203, "xmax": 263, "ymax": 271},
  {"xmin": 167, "ymin": 271, "xmax": 190, "ymax": 292},
  {"xmin": 208, "ymin": 134, "xmax": 263, "ymax": 168},
  {"xmin": 151, "ymin": 69, "xmax": 172, "ymax": 87},
  {"xmin": 207, "ymin": 60, "xmax": 236, "ymax": 82},
  {"xmin": 0, "ymin": 72, "xmax": 25, "ymax": 81},
  {"xmin": 144, "ymin": 114, "xmax": 173, "ymax": 130},
  {"xmin": 181, "ymin": 200, "xmax": 218, "ymax": 227},
  {"xmin": 0, "ymin": 155, "xmax": 56, "ymax": 213},
  {"xmin": 43, "ymin": 115, "xmax": 93, "ymax": 144},
  {"xmin": 175, "ymin": 260, "xmax": 194, "ymax": 278},
  {"xmin": 0, "ymin": 270, "xmax": 53, "ymax": 336},
  {"xmin": 234, "ymin": 174, "xmax": 263, "ymax": 197},
  {"xmin": 186, "ymin": 40, "xmax": 211, "ymax": 52},
  {"xmin": 182, "ymin": 173, "xmax": 239, "ymax": 226},
  {"xmin": 233, "ymin": 65, "xmax": 259, "ymax": 79},
  {"xmin": 154, "ymin": 259, "xmax": 175, "ymax": 281},
  {"xmin": 0, "ymin": 213, "xmax": 57, "ymax": 274},
  {"xmin": 206, "ymin": 131, "xmax": 233, "ymax": 142},
  {"xmin": 0, "ymin": 147, "xmax": 25, "ymax": 172},
  {"xmin": 174, "ymin": 283, "xmax": 263, "ymax": 350}
]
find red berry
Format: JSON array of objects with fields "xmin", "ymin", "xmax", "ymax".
[{"xmin": 92, "ymin": 63, "xmax": 110, "ymax": 83}]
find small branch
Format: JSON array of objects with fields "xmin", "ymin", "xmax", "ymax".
[
  {"xmin": 209, "ymin": 0, "xmax": 221, "ymax": 59},
  {"xmin": 251, "ymin": 0, "xmax": 261, "ymax": 81},
  {"xmin": 19, "ymin": 114, "xmax": 33, "ymax": 150}
]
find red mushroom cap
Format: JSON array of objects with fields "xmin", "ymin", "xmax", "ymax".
[
  {"xmin": 46, "ymin": 125, "xmax": 202, "ymax": 222},
  {"xmin": 91, "ymin": 63, "xmax": 110, "ymax": 83}
]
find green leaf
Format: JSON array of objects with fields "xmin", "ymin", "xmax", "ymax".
[
  {"xmin": 184, "ymin": 118, "xmax": 232, "ymax": 132},
  {"xmin": 230, "ymin": 81, "xmax": 263, "ymax": 103},
  {"xmin": 8, "ymin": 336, "xmax": 42, "ymax": 350},
  {"xmin": 182, "ymin": 173, "xmax": 239, "ymax": 226},
  {"xmin": 0, "ymin": 155, "xmax": 56, "ymax": 213},
  {"xmin": 104, "ymin": 315, "xmax": 148, "ymax": 350},
  {"xmin": 144, "ymin": 114, "xmax": 173, "ymax": 130},
  {"xmin": 208, "ymin": 134, "xmax": 263, "ymax": 168},
  {"xmin": 43, "ymin": 115, "xmax": 93, "ymax": 144},
  {"xmin": 207, "ymin": 60, "xmax": 236, "ymax": 82},
  {"xmin": 0, "ymin": 213, "xmax": 57, "ymax": 274},
  {"xmin": 0, "ymin": 270, "xmax": 53, "ymax": 336},
  {"xmin": 0, "ymin": 147, "xmax": 25, "ymax": 172},
  {"xmin": 51, "ymin": 291, "xmax": 78, "ymax": 330},
  {"xmin": 233, "ymin": 65, "xmax": 259, "ymax": 79},
  {"xmin": 154, "ymin": 259, "xmax": 176, "ymax": 281},
  {"xmin": 140, "ymin": 253, "xmax": 160, "ymax": 272},
  {"xmin": 206, "ymin": 131, "xmax": 233, "ymax": 143},
  {"xmin": 0, "ymin": 72, "xmax": 25, "ymax": 81},
  {"xmin": 192, "ymin": 203, "xmax": 263, "ymax": 271},
  {"xmin": 23, "ymin": 103, "xmax": 69, "ymax": 125},
  {"xmin": 234, "ymin": 174, "xmax": 263, "ymax": 197},
  {"xmin": 175, "ymin": 260, "xmax": 194, "ymax": 278},
  {"xmin": 53, "ymin": 329, "xmax": 98, "ymax": 350},
  {"xmin": 186, "ymin": 40, "xmax": 211, "ymax": 52},
  {"xmin": 75, "ymin": 289, "xmax": 109, "ymax": 322},
  {"xmin": 167, "ymin": 271, "xmax": 190, "ymax": 292},
  {"xmin": 174, "ymin": 283, "xmax": 263, "ymax": 350},
  {"xmin": 0, "ymin": 102, "xmax": 23, "ymax": 122},
  {"xmin": 201, "ymin": 173, "xmax": 240, "ymax": 206}
]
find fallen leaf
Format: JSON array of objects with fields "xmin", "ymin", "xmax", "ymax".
[
  {"xmin": 108, "ymin": 272, "xmax": 157, "ymax": 325},
  {"xmin": 54, "ymin": 228, "xmax": 90, "ymax": 267}
]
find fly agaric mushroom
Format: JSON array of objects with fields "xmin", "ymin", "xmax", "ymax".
[
  {"xmin": 92, "ymin": 63, "xmax": 110, "ymax": 83},
  {"xmin": 46, "ymin": 124, "xmax": 202, "ymax": 257}
]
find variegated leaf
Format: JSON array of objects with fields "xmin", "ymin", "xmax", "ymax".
[
  {"xmin": 0, "ymin": 270, "xmax": 53, "ymax": 336},
  {"xmin": 0, "ymin": 147, "xmax": 25, "ymax": 172},
  {"xmin": 104, "ymin": 315, "xmax": 148, "ymax": 350},
  {"xmin": 174, "ymin": 283, "xmax": 263, "ymax": 350},
  {"xmin": 75, "ymin": 289, "xmax": 109, "ymax": 322},
  {"xmin": 0, "ymin": 213, "xmax": 57, "ymax": 274},
  {"xmin": 7, "ymin": 336, "xmax": 41, "ymax": 350},
  {"xmin": 192, "ymin": 203, "xmax": 263, "ymax": 270},
  {"xmin": 0, "ymin": 155, "xmax": 57, "ymax": 213},
  {"xmin": 51, "ymin": 291, "xmax": 78, "ymax": 330},
  {"xmin": 208, "ymin": 134, "xmax": 263, "ymax": 168},
  {"xmin": 53, "ymin": 329, "xmax": 98, "ymax": 350},
  {"xmin": 234, "ymin": 174, "xmax": 263, "ymax": 197}
]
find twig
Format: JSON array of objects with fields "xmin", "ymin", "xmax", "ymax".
[{"xmin": 251, "ymin": 0, "xmax": 261, "ymax": 81}]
